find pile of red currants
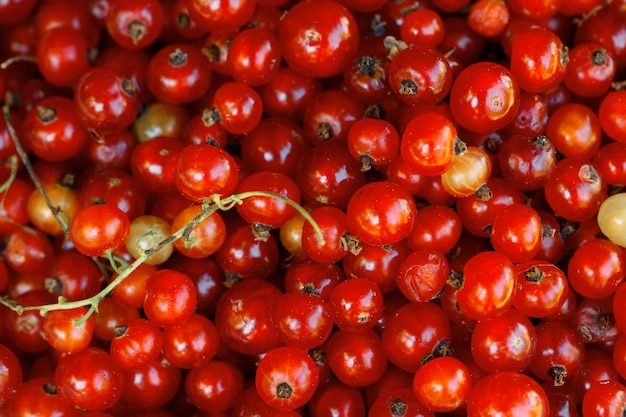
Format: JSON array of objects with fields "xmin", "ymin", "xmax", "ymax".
[{"xmin": 0, "ymin": 0, "xmax": 626, "ymax": 415}]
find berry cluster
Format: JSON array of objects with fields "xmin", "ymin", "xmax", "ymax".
[{"xmin": 0, "ymin": 0, "xmax": 626, "ymax": 416}]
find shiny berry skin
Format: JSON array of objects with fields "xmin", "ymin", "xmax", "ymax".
[
  {"xmin": 0, "ymin": 0, "xmax": 36, "ymax": 25},
  {"xmin": 105, "ymin": 0, "xmax": 164, "ymax": 50},
  {"xmin": 171, "ymin": 205, "xmax": 226, "ymax": 259},
  {"xmin": 0, "ymin": 343, "xmax": 23, "ymax": 403},
  {"xmin": 147, "ymin": 43, "xmax": 212, "ymax": 104},
  {"xmin": 187, "ymin": 0, "xmax": 256, "ymax": 33},
  {"xmin": 546, "ymin": 103, "xmax": 602, "ymax": 160},
  {"xmin": 567, "ymin": 238, "xmax": 625, "ymax": 299},
  {"xmin": 466, "ymin": 371, "xmax": 549, "ymax": 416},
  {"xmin": 185, "ymin": 360, "xmax": 244, "ymax": 413},
  {"xmin": 458, "ymin": 251, "xmax": 518, "ymax": 320},
  {"xmin": 406, "ymin": 205, "xmax": 462, "ymax": 254},
  {"xmin": 497, "ymin": 134, "xmax": 556, "ymax": 191},
  {"xmin": 214, "ymin": 220, "xmax": 279, "ymax": 280},
  {"xmin": 143, "ymin": 269, "xmax": 197, "ymax": 328},
  {"xmin": 302, "ymin": 89, "xmax": 365, "ymax": 146},
  {"xmin": 514, "ymin": 260, "xmax": 569, "ymax": 318},
  {"xmin": 326, "ymin": 329, "xmax": 388, "ymax": 387},
  {"xmin": 598, "ymin": 90, "xmax": 626, "ymax": 143},
  {"xmin": 227, "ymin": 28, "xmax": 281, "ymax": 86},
  {"xmin": 70, "ymin": 203, "xmax": 130, "ymax": 257},
  {"xmin": 385, "ymin": 154, "xmax": 427, "ymax": 197},
  {"xmin": 22, "ymin": 96, "xmax": 89, "ymax": 162},
  {"xmin": 401, "ymin": 112, "xmax": 459, "ymax": 176},
  {"xmin": 42, "ymin": 307, "xmax": 94, "ymax": 353},
  {"xmin": 347, "ymin": 117, "xmax": 399, "ymax": 171},
  {"xmin": 54, "ymin": 347, "xmax": 124, "ymax": 411},
  {"xmin": 6, "ymin": 378, "xmax": 78, "ymax": 417},
  {"xmin": 258, "ymin": 66, "xmax": 322, "ymax": 121},
  {"xmin": 449, "ymin": 61, "xmax": 520, "ymax": 133},
  {"xmin": 381, "ymin": 301, "xmax": 451, "ymax": 372},
  {"xmin": 161, "ymin": 314, "xmax": 219, "ymax": 369},
  {"xmin": 279, "ymin": 0, "xmax": 360, "ymax": 78},
  {"xmin": 529, "ymin": 321, "xmax": 584, "ymax": 387},
  {"xmin": 204, "ymin": 82, "xmax": 263, "ymax": 134},
  {"xmin": 346, "ymin": 180, "xmax": 417, "ymax": 246},
  {"xmin": 301, "ymin": 205, "xmax": 350, "ymax": 264},
  {"xmin": 490, "ymin": 203, "xmax": 543, "ymax": 263},
  {"xmin": 564, "ymin": 43, "xmax": 616, "ymax": 98},
  {"xmin": 500, "ymin": 92, "xmax": 549, "ymax": 138},
  {"xmin": 36, "ymin": 27, "xmax": 91, "ymax": 88},
  {"xmin": 441, "ymin": 146, "xmax": 492, "ymax": 198},
  {"xmin": 182, "ymin": 113, "xmax": 229, "ymax": 148},
  {"xmin": 174, "ymin": 144, "xmax": 239, "ymax": 202},
  {"xmin": 74, "ymin": 66, "xmax": 140, "ymax": 134},
  {"xmin": 256, "ymin": 346, "xmax": 320, "ymax": 411},
  {"xmin": 582, "ymin": 380, "xmax": 626, "ymax": 417},
  {"xmin": 400, "ymin": 9, "xmax": 445, "ymax": 48},
  {"xmin": 120, "ymin": 358, "xmax": 181, "ymax": 409},
  {"xmin": 297, "ymin": 142, "xmax": 366, "ymax": 210},
  {"xmin": 388, "ymin": 45, "xmax": 452, "ymax": 105},
  {"xmin": 328, "ymin": 278, "xmax": 384, "ymax": 331},
  {"xmin": 343, "ymin": 54, "xmax": 391, "ymax": 105},
  {"xmin": 544, "ymin": 159, "xmax": 607, "ymax": 222},
  {"xmin": 110, "ymin": 318, "xmax": 164, "ymax": 371},
  {"xmin": 130, "ymin": 137, "xmax": 185, "ymax": 195},
  {"xmin": 467, "ymin": 0, "xmax": 510, "ymax": 38},
  {"xmin": 3, "ymin": 291, "xmax": 52, "ymax": 353},
  {"xmin": 215, "ymin": 279, "xmax": 282, "ymax": 356},
  {"xmin": 471, "ymin": 308, "xmax": 537, "ymax": 373},
  {"xmin": 235, "ymin": 171, "xmax": 301, "ymax": 228},
  {"xmin": 397, "ymin": 249, "xmax": 450, "ymax": 303},
  {"xmin": 272, "ymin": 291, "xmax": 333, "ymax": 349},
  {"xmin": 79, "ymin": 167, "xmax": 147, "ymax": 221},
  {"xmin": 284, "ymin": 257, "xmax": 345, "ymax": 301},
  {"xmin": 308, "ymin": 379, "xmax": 366, "ymax": 417},
  {"xmin": 412, "ymin": 356, "xmax": 472, "ymax": 413},
  {"xmin": 510, "ymin": 27, "xmax": 568, "ymax": 94},
  {"xmin": 239, "ymin": 118, "xmax": 306, "ymax": 177},
  {"xmin": 369, "ymin": 387, "xmax": 435, "ymax": 417}
]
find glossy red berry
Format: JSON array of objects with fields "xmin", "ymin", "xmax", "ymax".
[
  {"xmin": 54, "ymin": 347, "xmax": 124, "ymax": 411},
  {"xmin": 147, "ymin": 43, "xmax": 212, "ymax": 104},
  {"xmin": 227, "ymin": 28, "xmax": 281, "ymax": 86},
  {"xmin": 187, "ymin": 0, "xmax": 256, "ymax": 33},
  {"xmin": 36, "ymin": 27, "xmax": 91, "ymax": 88},
  {"xmin": 74, "ymin": 66, "xmax": 140, "ymax": 134},
  {"xmin": 234, "ymin": 171, "xmax": 301, "ymax": 229},
  {"xmin": 43, "ymin": 307, "xmax": 94, "ymax": 353},
  {"xmin": 510, "ymin": 27, "xmax": 568, "ymax": 93},
  {"xmin": 388, "ymin": 45, "xmax": 452, "ymax": 105},
  {"xmin": 70, "ymin": 203, "xmax": 130, "ymax": 257},
  {"xmin": 346, "ymin": 181, "xmax": 417, "ymax": 246},
  {"xmin": 22, "ymin": 96, "xmax": 89, "ymax": 162},
  {"xmin": 458, "ymin": 251, "xmax": 517, "ymax": 320},
  {"xmin": 174, "ymin": 144, "xmax": 239, "ymax": 202},
  {"xmin": 279, "ymin": 0, "xmax": 360, "ymax": 78},
  {"xmin": 256, "ymin": 346, "xmax": 320, "ymax": 410},
  {"xmin": 449, "ymin": 61, "xmax": 520, "ymax": 133},
  {"xmin": 143, "ymin": 269, "xmax": 197, "ymax": 328},
  {"xmin": 105, "ymin": 0, "xmax": 164, "ymax": 50},
  {"xmin": 204, "ymin": 82, "xmax": 263, "ymax": 134}
]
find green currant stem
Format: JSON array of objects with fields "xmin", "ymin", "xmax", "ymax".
[
  {"xmin": 0, "ymin": 155, "xmax": 18, "ymax": 193},
  {"xmin": 2, "ymin": 105, "xmax": 70, "ymax": 238},
  {"xmin": 0, "ymin": 191, "xmax": 324, "ymax": 322},
  {"xmin": 105, "ymin": 250, "xmax": 130, "ymax": 274},
  {"xmin": 213, "ymin": 191, "xmax": 326, "ymax": 245},
  {"xmin": 0, "ymin": 156, "xmax": 25, "ymax": 232},
  {"xmin": 0, "ymin": 55, "xmax": 38, "ymax": 70}
]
